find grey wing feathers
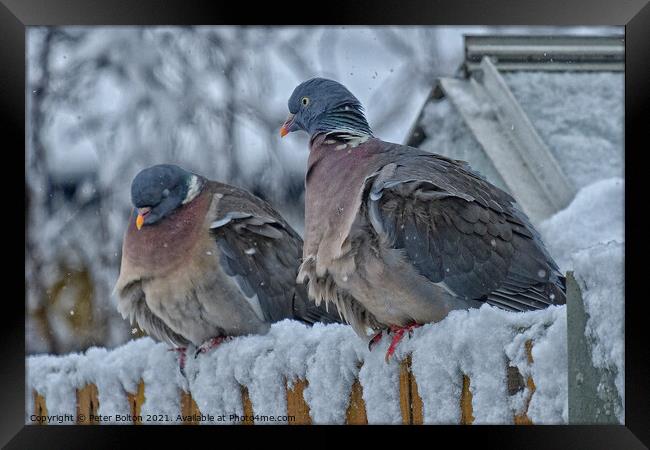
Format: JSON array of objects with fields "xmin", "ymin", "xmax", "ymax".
[
  {"xmin": 209, "ymin": 186, "xmax": 341, "ymax": 325},
  {"xmin": 364, "ymin": 150, "xmax": 565, "ymax": 312}
]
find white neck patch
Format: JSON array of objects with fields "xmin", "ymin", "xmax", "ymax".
[
  {"xmin": 182, "ymin": 175, "xmax": 202, "ymax": 204},
  {"xmin": 324, "ymin": 129, "xmax": 371, "ymax": 148}
]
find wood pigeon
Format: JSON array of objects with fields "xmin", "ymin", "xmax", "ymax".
[
  {"xmin": 280, "ymin": 78, "xmax": 566, "ymax": 361},
  {"xmin": 114, "ymin": 164, "xmax": 342, "ymax": 365}
]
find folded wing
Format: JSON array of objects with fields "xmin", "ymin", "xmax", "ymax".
[
  {"xmin": 362, "ymin": 150, "xmax": 566, "ymax": 312},
  {"xmin": 209, "ymin": 185, "xmax": 342, "ymax": 324}
]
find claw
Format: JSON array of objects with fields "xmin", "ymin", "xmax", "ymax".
[
  {"xmin": 385, "ymin": 328, "xmax": 406, "ymax": 362},
  {"xmin": 384, "ymin": 323, "xmax": 422, "ymax": 362},
  {"xmin": 194, "ymin": 336, "xmax": 231, "ymax": 358},
  {"xmin": 368, "ymin": 331, "xmax": 383, "ymax": 351}
]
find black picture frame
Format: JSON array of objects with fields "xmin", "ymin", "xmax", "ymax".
[{"xmin": 6, "ymin": 0, "xmax": 648, "ymax": 447}]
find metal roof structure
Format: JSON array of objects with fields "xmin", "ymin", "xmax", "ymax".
[
  {"xmin": 463, "ymin": 35, "xmax": 624, "ymax": 73},
  {"xmin": 406, "ymin": 34, "xmax": 624, "ymax": 224}
]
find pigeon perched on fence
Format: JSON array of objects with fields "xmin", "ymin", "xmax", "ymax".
[
  {"xmin": 280, "ymin": 78, "xmax": 566, "ymax": 361},
  {"xmin": 114, "ymin": 164, "xmax": 342, "ymax": 365}
]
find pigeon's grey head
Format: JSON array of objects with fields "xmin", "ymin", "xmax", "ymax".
[
  {"xmin": 130, "ymin": 164, "xmax": 203, "ymax": 229},
  {"xmin": 280, "ymin": 78, "xmax": 372, "ymax": 140}
]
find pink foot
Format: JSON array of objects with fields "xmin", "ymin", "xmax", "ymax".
[
  {"xmin": 194, "ymin": 336, "xmax": 231, "ymax": 358},
  {"xmin": 168, "ymin": 347, "xmax": 187, "ymax": 371},
  {"xmin": 385, "ymin": 323, "xmax": 422, "ymax": 362}
]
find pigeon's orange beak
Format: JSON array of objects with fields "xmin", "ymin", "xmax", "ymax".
[
  {"xmin": 280, "ymin": 113, "xmax": 295, "ymax": 138},
  {"xmin": 135, "ymin": 207, "xmax": 151, "ymax": 230}
]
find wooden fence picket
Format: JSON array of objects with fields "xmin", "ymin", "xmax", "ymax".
[
  {"xmin": 513, "ymin": 340, "xmax": 535, "ymax": 425},
  {"xmin": 240, "ymin": 385, "xmax": 254, "ymax": 424},
  {"xmin": 33, "ymin": 390, "xmax": 47, "ymax": 424},
  {"xmin": 76, "ymin": 384, "xmax": 99, "ymax": 425},
  {"xmin": 126, "ymin": 379, "xmax": 145, "ymax": 424},
  {"xmin": 286, "ymin": 379, "xmax": 311, "ymax": 425},
  {"xmin": 180, "ymin": 390, "xmax": 201, "ymax": 425},
  {"xmin": 345, "ymin": 379, "xmax": 368, "ymax": 424}
]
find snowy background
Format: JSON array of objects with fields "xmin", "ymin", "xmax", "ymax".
[{"xmin": 26, "ymin": 26, "xmax": 624, "ymax": 424}]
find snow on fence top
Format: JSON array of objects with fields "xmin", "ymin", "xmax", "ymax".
[{"xmin": 27, "ymin": 304, "xmax": 566, "ymax": 425}]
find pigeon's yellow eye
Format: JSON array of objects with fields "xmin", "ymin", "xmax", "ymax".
[{"xmin": 301, "ymin": 96, "xmax": 310, "ymax": 106}]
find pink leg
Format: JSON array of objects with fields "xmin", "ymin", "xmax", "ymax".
[
  {"xmin": 168, "ymin": 347, "xmax": 187, "ymax": 371},
  {"xmin": 385, "ymin": 323, "xmax": 423, "ymax": 362}
]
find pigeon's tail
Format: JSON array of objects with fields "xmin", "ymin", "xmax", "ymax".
[
  {"xmin": 291, "ymin": 284, "xmax": 344, "ymax": 325},
  {"xmin": 483, "ymin": 270, "xmax": 567, "ymax": 313}
]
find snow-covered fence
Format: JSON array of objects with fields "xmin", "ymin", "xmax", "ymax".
[
  {"xmin": 29, "ymin": 351, "xmax": 536, "ymax": 426},
  {"xmin": 26, "ymin": 223, "xmax": 625, "ymax": 426},
  {"xmin": 27, "ymin": 303, "xmax": 571, "ymax": 425}
]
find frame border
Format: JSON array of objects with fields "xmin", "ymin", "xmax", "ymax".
[{"xmin": 6, "ymin": 0, "xmax": 649, "ymax": 447}]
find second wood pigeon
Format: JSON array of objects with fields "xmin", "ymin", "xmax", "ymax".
[
  {"xmin": 280, "ymin": 78, "xmax": 566, "ymax": 361},
  {"xmin": 114, "ymin": 164, "xmax": 342, "ymax": 365}
]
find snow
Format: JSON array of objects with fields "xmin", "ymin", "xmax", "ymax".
[
  {"xmin": 27, "ymin": 337, "xmax": 184, "ymax": 425},
  {"xmin": 540, "ymin": 177, "xmax": 625, "ymax": 423},
  {"xmin": 571, "ymin": 242, "xmax": 625, "ymax": 422},
  {"xmin": 401, "ymin": 305, "xmax": 566, "ymax": 424},
  {"xmin": 539, "ymin": 177, "xmax": 624, "ymax": 271},
  {"xmin": 28, "ymin": 310, "xmax": 567, "ymax": 425},
  {"xmin": 357, "ymin": 340, "xmax": 403, "ymax": 424},
  {"xmin": 27, "ymin": 352, "xmax": 83, "ymax": 424},
  {"xmin": 503, "ymin": 72, "xmax": 624, "ymax": 191},
  {"xmin": 301, "ymin": 323, "xmax": 366, "ymax": 424},
  {"xmin": 526, "ymin": 309, "xmax": 569, "ymax": 423}
]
